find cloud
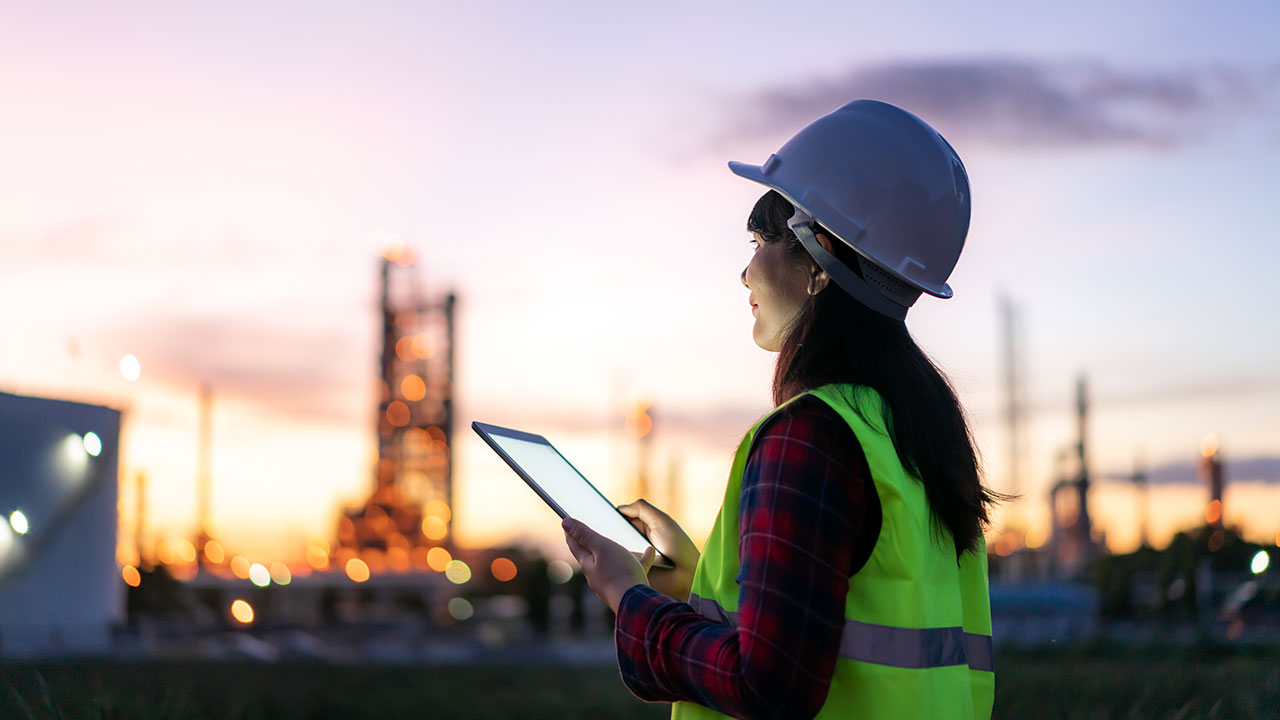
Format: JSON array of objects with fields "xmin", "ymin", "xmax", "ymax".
[
  {"xmin": 1101, "ymin": 456, "xmax": 1280, "ymax": 486},
  {"xmin": 717, "ymin": 59, "xmax": 1268, "ymax": 151},
  {"xmin": 104, "ymin": 312, "xmax": 371, "ymax": 425}
]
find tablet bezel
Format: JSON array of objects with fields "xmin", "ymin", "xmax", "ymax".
[{"xmin": 472, "ymin": 420, "xmax": 674, "ymax": 569}]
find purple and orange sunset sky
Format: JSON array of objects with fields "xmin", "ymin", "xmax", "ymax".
[{"xmin": 2, "ymin": 1, "xmax": 1278, "ymax": 566}]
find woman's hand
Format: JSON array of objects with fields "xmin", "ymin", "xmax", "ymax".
[
  {"xmin": 562, "ymin": 518, "xmax": 654, "ymax": 614},
  {"xmin": 618, "ymin": 499, "xmax": 699, "ymax": 602}
]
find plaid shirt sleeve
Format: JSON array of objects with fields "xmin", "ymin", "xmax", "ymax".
[{"xmin": 615, "ymin": 396, "xmax": 879, "ymax": 719}]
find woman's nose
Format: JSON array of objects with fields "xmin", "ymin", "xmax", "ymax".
[{"xmin": 740, "ymin": 264, "xmax": 749, "ymax": 288}]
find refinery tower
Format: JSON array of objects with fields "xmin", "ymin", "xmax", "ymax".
[{"xmin": 334, "ymin": 250, "xmax": 457, "ymax": 574}]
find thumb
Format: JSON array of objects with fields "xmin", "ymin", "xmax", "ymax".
[{"xmin": 639, "ymin": 546, "xmax": 656, "ymax": 573}]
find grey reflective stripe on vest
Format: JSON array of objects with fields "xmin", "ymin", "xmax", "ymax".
[{"xmin": 686, "ymin": 593, "xmax": 994, "ymax": 673}]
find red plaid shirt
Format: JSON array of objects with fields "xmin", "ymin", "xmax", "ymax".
[{"xmin": 615, "ymin": 395, "xmax": 882, "ymax": 719}]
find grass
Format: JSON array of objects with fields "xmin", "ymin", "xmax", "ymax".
[{"xmin": 2, "ymin": 646, "xmax": 1277, "ymax": 719}]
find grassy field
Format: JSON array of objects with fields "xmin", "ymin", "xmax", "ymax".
[{"xmin": 2, "ymin": 646, "xmax": 1277, "ymax": 719}]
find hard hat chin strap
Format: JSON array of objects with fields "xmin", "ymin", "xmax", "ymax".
[{"xmin": 788, "ymin": 210, "xmax": 909, "ymax": 321}]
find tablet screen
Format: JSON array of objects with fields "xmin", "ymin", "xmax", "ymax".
[{"xmin": 474, "ymin": 423, "xmax": 669, "ymax": 565}]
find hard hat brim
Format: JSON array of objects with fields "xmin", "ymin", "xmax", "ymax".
[{"xmin": 727, "ymin": 159, "xmax": 955, "ymax": 300}]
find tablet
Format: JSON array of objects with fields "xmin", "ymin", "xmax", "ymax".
[{"xmin": 472, "ymin": 421, "xmax": 674, "ymax": 569}]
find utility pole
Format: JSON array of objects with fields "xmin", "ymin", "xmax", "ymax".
[
  {"xmin": 195, "ymin": 384, "xmax": 213, "ymax": 566},
  {"xmin": 626, "ymin": 399, "xmax": 654, "ymax": 500},
  {"xmin": 998, "ymin": 295, "xmax": 1024, "ymax": 528},
  {"xmin": 1131, "ymin": 451, "xmax": 1149, "ymax": 549},
  {"xmin": 1075, "ymin": 375, "xmax": 1093, "ymax": 553},
  {"xmin": 1199, "ymin": 435, "xmax": 1224, "ymax": 528}
]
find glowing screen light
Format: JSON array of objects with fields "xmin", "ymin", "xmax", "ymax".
[
  {"xmin": 119, "ymin": 354, "xmax": 141, "ymax": 381},
  {"xmin": 1252, "ymin": 550, "xmax": 1270, "ymax": 575},
  {"xmin": 248, "ymin": 563, "xmax": 270, "ymax": 587},
  {"xmin": 231, "ymin": 599, "xmax": 255, "ymax": 624},
  {"xmin": 83, "ymin": 432, "xmax": 102, "ymax": 457},
  {"xmin": 9, "ymin": 510, "xmax": 29, "ymax": 535}
]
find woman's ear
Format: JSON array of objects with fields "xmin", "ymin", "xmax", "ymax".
[{"xmin": 809, "ymin": 233, "xmax": 834, "ymax": 295}]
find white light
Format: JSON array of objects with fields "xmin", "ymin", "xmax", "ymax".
[
  {"xmin": 547, "ymin": 560, "xmax": 574, "ymax": 584},
  {"xmin": 83, "ymin": 432, "xmax": 102, "ymax": 457},
  {"xmin": 63, "ymin": 434, "xmax": 89, "ymax": 468},
  {"xmin": 249, "ymin": 563, "xmax": 271, "ymax": 587},
  {"xmin": 119, "ymin": 354, "xmax": 141, "ymax": 382},
  {"xmin": 9, "ymin": 510, "xmax": 29, "ymax": 535},
  {"xmin": 447, "ymin": 597, "xmax": 474, "ymax": 621},
  {"xmin": 1252, "ymin": 550, "xmax": 1270, "ymax": 575}
]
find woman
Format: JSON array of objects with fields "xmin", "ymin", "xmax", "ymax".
[{"xmin": 563, "ymin": 99, "xmax": 1001, "ymax": 720}]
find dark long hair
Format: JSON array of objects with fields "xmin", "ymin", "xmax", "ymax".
[{"xmin": 748, "ymin": 190, "xmax": 1002, "ymax": 557}]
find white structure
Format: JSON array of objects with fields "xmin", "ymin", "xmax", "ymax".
[{"xmin": 0, "ymin": 391, "xmax": 122, "ymax": 656}]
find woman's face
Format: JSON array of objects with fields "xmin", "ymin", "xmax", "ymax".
[{"xmin": 742, "ymin": 232, "xmax": 814, "ymax": 352}]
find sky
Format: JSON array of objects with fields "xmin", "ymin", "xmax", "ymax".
[{"xmin": 1, "ymin": 1, "xmax": 1278, "ymax": 565}]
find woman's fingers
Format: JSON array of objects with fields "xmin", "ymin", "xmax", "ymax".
[
  {"xmin": 619, "ymin": 499, "xmax": 664, "ymax": 521},
  {"xmin": 562, "ymin": 519, "xmax": 594, "ymax": 567}
]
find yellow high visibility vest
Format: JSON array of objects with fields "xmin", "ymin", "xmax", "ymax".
[{"xmin": 671, "ymin": 384, "xmax": 994, "ymax": 720}]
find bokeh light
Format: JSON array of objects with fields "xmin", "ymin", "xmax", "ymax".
[
  {"xmin": 395, "ymin": 336, "xmax": 416, "ymax": 362},
  {"xmin": 346, "ymin": 558, "xmax": 370, "ymax": 583},
  {"xmin": 156, "ymin": 541, "xmax": 177, "ymax": 566},
  {"xmin": 83, "ymin": 432, "xmax": 102, "ymax": 457},
  {"xmin": 306, "ymin": 544, "xmax": 330, "ymax": 570},
  {"xmin": 231, "ymin": 599, "xmax": 254, "ymax": 624},
  {"xmin": 177, "ymin": 540, "xmax": 197, "ymax": 563},
  {"xmin": 1205, "ymin": 500, "xmax": 1222, "ymax": 525},
  {"xmin": 1201, "ymin": 434, "xmax": 1220, "ymax": 458},
  {"xmin": 423, "ymin": 515, "xmax": 447, "ymax": 541},
  {"xmin": 0, "ymin": 522, "xmax": 13, "ymax": 557},
  {"xmin": 412, "ymin": 332, "xmax": 434, "ymax": 359},
  {"xmin": 61, "ymin": 434, "xmax": 89, "ymax": 472},
  {"xmin": 9, "ymin": 510, "xmax": 29, "ymax": 535},
  {"xmin": 427, "ymin": 547, "xmax": 451, "ymax": 572},
  {"xmin": 445, "ymin": 560, "xmax": 471, "ymax": 584},
  {"xmin": 249, "ymin": 563, "xmax": 270, "ymax": 587},
  {"xmin": 204, "ymin": 540, "xmax": 225, "ymax": 565},
  {"xmin": 387, "ymin": 546, "xmax": 410, "ymax": 572},
  {"xmin": 230, "ymin": 556, "xmax": 251, "ymax": 579},
  {"xmin": 386, "ymin": 401, "xmax": 410, "ymax": 427},
  {"xmin": 491, "ymin": 557, "xmax": 517, "ymax": 582},
  {"xmin": 425, "ymin": 500, "xmax": 451, "ymax": 523},
  {"xmin": 1253, "ymin": 550, "xmax": 1270, "ymax": 574},
  {"xmin": 361, "ymin": 548, "xmax": 387, "ymax": 573},
  {"xmin": 400, "ymin": 375, "xmax": 426, "ymax": 402},
  {"xmin": 119, "ymin": 354, "xmax": 141, "ymax": 381},
  {"xmin": 122, "ymin": 565, "xmax": 141, "ymax": 587},
  {"xmin": 269, "ymin": 561, "xmax": 292, "ymax": 585},
  {"xmin": 547, "ymin": 560, "xmax": 574, "ymax": 584},
  {"xmin": 447, "ymin": 597, "xmax": 474, "ymax": 621}
]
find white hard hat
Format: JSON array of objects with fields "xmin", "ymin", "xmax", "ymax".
[{"xmin": 729, "ymin": 99, "xmax": 971, "ymax": 320}]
